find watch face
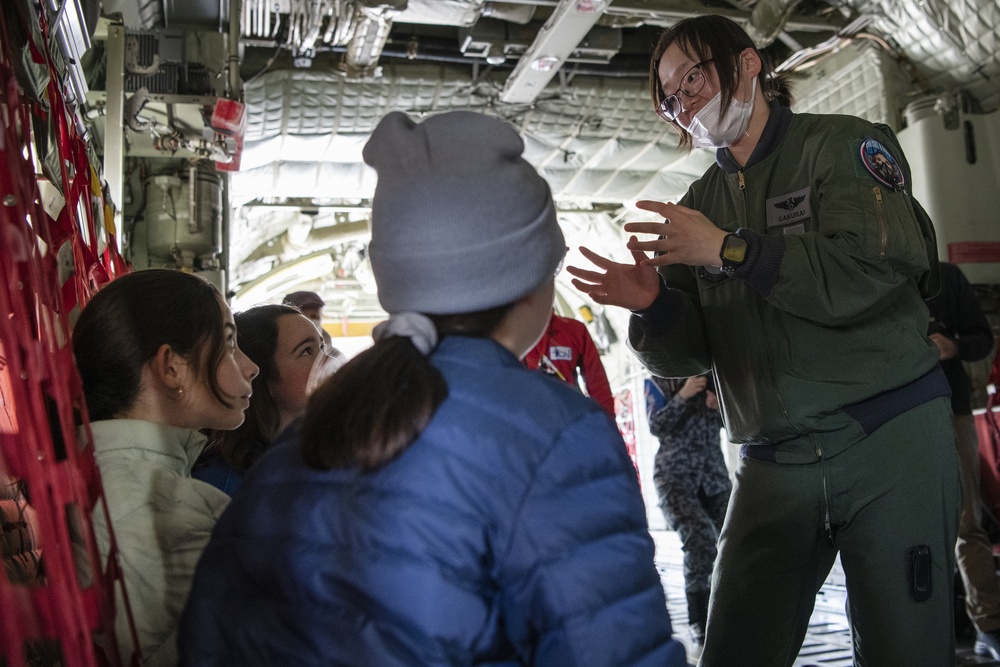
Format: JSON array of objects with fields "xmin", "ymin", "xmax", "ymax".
[{"xmin": 721, "ymin": 234, "xmax": 748, "ymax": 263}]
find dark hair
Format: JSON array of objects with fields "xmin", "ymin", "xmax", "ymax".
[
  {"xmin": 650, "ymin": 15, "xmax": 792, "ymax": 150},
  {"xmin": 207, "ymin": 304, "xmax": 300, "ymax": 471},
  {"xmin": 72, "ymin": 269, "xmax": 231, "ymax": 421},
  {"xmin": 300, "ymin": 304, "xmax": 513, "ymax": 471}
]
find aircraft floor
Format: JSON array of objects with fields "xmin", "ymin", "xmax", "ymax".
[{"xmin": 650, "ymin": 530, "xmax": 1000, "ymax": 667}]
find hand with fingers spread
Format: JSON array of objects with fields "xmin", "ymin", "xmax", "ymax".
[
  {"xmin": 625, "ymin": 200, "xmax": 729, "ymax": 268},
  {"xmin": 566, "ymin": 241, "xmax": 662, "ymax": 311}
]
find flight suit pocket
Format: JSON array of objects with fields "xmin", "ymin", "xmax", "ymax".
[{"xmin": 905, "ymin": 544, "xmax": 932, "ymax": 602}]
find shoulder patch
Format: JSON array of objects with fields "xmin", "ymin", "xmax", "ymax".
[
  {"xmin": 697, "ymin": 264, "xmax": 729, "ymax": 284},
  {"xmin": 859, "ymin": 137, "xmax": 904, "ymax": 191}
]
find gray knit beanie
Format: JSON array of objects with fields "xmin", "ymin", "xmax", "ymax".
[{"xmin": 363, "ymin": 110, "xmax": 566, "ymax": 315}]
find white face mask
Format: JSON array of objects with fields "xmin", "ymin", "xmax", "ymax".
[{"xmin": 682, "ymin": 76, "xmax": 757, "ymax": 149}]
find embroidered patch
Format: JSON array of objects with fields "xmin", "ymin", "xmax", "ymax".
[
  {"xmin": 859, "ymin": 138, "xmax": 904, "ymax": 191},
  {"xmin": 698, "ymin": 264, "xmax": 728, "ymax": 284},
  {"xmin": 766, "ymin": 186, "xmax": 811, "ymax": 229},
  {"xmin": 549, "ymin": 346, "xmax": 573, "ymax": 361}
]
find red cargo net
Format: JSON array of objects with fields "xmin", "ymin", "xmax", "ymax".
[{"xmin": 0, "ymin": 5, "xmax": 133, "ymax": 667}]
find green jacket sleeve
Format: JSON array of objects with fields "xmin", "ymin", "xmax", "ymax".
[{"xmin": 627, "ymin": 266, "xmax": 712, "ymax": 379}]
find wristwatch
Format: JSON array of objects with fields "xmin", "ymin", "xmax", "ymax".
[{"xmin": 719, "ymin": 230, "xmax": 749, "ymax": 275}]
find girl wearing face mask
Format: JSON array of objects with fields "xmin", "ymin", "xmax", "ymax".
[
  {"xmin": 568, "ymin": 14, "xmax": 958, "ymax": 667},
  {"xmin": 194, "ymin": 304, "xmax": 337, "ymax": 495},
  {"xmin": 72, "ymin": 269, "xmax": 259, "ymax": 666}
]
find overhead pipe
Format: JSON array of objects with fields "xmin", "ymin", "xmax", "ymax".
[
  {"xmin": 229, "ymin": 0, "xmax": 243, "ymax": 97},
  {"xmin": 605, "ymin": 0, "xmax": 839, "ymax": 35},
  {"xmin": 313, "ymin": 35, "xmax": 650, "ymax": 76},
  {"xmin": 105, "ymin": 23, "xmax": 126, "ymax": 253},
  {"xmin": 242, "ymin": 219, "xmax": 371, "ymax": 264},
  {"xmin": 746, "ymin": 0, "xmax": 806, "ymax": 47}
]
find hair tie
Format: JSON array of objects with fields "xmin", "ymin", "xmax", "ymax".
[{"xmin": 372, "ymin": 312, "xmax": 439, "ymax": 356}]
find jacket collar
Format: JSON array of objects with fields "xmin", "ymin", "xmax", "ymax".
[
  {"xmin": 716, "ymin": 101, "xmax": 793, "ymax": 174},
  {"xmin": 432, "ymin": 335, "xmax": 521, "ymax": 368},
  {"xmin": 86, "ymin": 419, "xmax": 208, "ymax": 470}
]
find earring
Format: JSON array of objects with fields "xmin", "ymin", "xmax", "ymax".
[{"xmin": 171, "ymin": 386, "xmax": 184, "ymax": 400}]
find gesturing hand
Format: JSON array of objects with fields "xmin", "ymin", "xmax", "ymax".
[
  {"xmin": 566, "ymin": 240, "xmax": 661, "ymax": 312},
  {"xmin": 625, "ymin": 200, "xmax": 728, "ymax": 268}
]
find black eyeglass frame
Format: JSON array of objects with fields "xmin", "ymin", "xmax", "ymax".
[{"xmin": 656, "ymin": 58, "xmax": 714, "ymax": 122}]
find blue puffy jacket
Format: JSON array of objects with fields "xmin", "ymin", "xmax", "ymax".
[{"xmin": 179, "ymin": 336, "xmax": 686, "ymax": 666}]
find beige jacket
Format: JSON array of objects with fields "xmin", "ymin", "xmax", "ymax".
[{"xmin": 88, "ymin": 420, "xmax": 229, "ymax": 666}]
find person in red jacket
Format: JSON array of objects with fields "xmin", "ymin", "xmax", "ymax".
[{"xmin": 523, "ymin": 310, "xmax": 616, "ymax": 417}]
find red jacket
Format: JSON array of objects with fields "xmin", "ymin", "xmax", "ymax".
[{"xmin": 523, "ymin": 314, "xmax": 616, "ymax": 417}]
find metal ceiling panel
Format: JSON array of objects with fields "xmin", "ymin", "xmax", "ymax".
[
  {"xmin": 791, "ymin": 40, "xmax": 916, "ymax": 128},
  {"xmin": 222, "ymin": 0, "xmax": 1000, "ymax": 313},
  {"xmin": 235, "ymin": 63, "xmax": 708, "ymax": 208},
  {"xmin": 851, "ymin": 0, "xmax": 1000, "ymax": 109}
]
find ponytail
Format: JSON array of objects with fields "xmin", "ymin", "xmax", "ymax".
[{"xmin": 300, "ymin": 304, "xmax": 512, "ymax": 472}]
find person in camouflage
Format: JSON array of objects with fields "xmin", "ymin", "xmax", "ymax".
[{"xmin": 648, "ymin": 373, "xmax": 732, "ymax": 645}]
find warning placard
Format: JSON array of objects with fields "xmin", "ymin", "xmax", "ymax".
[{"xmin": 948, "ymin": 242, "xmax": 1000, "ymax": 264}]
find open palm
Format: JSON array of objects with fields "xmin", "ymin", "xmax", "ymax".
[{"xmin": 566, "ymin": 239, "xmax": 661, "ymax": 311}]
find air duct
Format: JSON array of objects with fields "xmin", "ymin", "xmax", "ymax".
[
  {"xmin": 341, "ymin": 0, "xmax": 406, "ymax": 78},
  {"xmin": 746, "ymin": 0, "xmax": 805, "ymax": 47}
]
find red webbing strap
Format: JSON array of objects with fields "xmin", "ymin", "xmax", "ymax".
[
  {"xmin": 0, "ymin": 6, "xmax": 131, "ymax": 667},
  {"xmin": 983, "ymin": 345, "xmax": 1000, "ymax": 448},
  {"xmin": 977, "ymin": 342, "xmax": 1000, "ymax": 525}
]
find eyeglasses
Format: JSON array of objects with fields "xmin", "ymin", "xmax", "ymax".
[{"xmin": 656, "ymin": 59, "xmax": 713, "ymax": 122}]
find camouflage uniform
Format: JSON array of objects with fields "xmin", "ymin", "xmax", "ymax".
[{"xmin": 650, "ymin": 377, "xmax": 732, "ymax": 641}]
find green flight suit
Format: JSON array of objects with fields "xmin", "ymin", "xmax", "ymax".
[{"xmin": 630, "ymin": 104, "xmax": 960, "ymax": 666}]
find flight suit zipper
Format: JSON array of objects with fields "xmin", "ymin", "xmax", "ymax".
[
  {"xmin": 736, "ymin": 168, "xmax": 791, "ymax": 424},
  {"xmin": 873, "ymin": 186, "xmax": 888, "ymax": 259},
  {"xmin": 822, "ymin": 473, "xmax": 834, "ymax": 544}
]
